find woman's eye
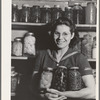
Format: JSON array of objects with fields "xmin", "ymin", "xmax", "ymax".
[
  {"xmin": 63, "ymin": 32, "xmax": 68, "ymax": 36},
  {"xmin": 54, "ymin": 32, "xmax": 59, "ymax": 36}
]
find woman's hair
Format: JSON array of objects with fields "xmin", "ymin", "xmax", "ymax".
[{"xmin": 49, "ymin": 17, "xmax": 80, "ymax": 48}]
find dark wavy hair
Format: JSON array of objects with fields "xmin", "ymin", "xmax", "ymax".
[{"xmin": 49, "ymin": 17, "xmax": 80, "ymax": 48}]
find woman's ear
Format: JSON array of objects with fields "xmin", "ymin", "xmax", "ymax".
[{"xmin": 71, "ymin": 32, "xmax": 75, "ymax": 39}]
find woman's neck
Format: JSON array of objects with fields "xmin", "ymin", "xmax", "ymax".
[{"xmin": 55, "ymin": 46, "xmax": 69, "ymax": 62}]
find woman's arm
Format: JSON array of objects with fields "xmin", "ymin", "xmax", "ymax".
[{"xmin": 47, "ymin": 75, "xmax": 96, "ymax": 99}]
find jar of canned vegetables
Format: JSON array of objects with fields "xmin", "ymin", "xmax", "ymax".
[
  {"xmin": 68, "ymin": 67, "xmax": 82, "ymax": 91},
  {"xmin": 72, "ymin": 3, "xmax": 84, "ymax": 24},
  {"xmin": 39, "ymin": 67, "xmax": 53, "ymax": 93},
  {"xmin": 51, "ymin": 5, "xmax": 62, "ymax": 22},
  {"xmin": 30, "ymin": 5, "xmax": 41, "ymax": 23},
  {"xmin": 51, "ymin": 66, "xmax": 68, "ymax": 91},
  {"xmin": 12, "ymin": 4, "xmax": 19, "ymax": 22},
  {"xmin": 11, "ymin": 66, "xmax": 19, "ymax": 92},
  {"xmin": 85, "ymin": 2, "xmax": 96, "ymax": 24},
  {"xmin": 12, "ymin": 37, "xmax": 23, "ymax": 56},
  {"xmin": 20, "ymin": 4, "xmax": 30, "ymax": 22},
  {"xmin": 41, "ymin": 5, "xmax": 51, "ymax": 23},
  {"xmin": 23, "ymin": 32, "xmax": 36, "ymax": 56},
  {"xmin": 64, "ymin": 6, "xmax": 73, "ymax": 22}
]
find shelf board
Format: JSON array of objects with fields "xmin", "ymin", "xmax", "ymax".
[
  {"xmin": 12, "ymin": 56, "xmax": 28, "ymax": 60},
  {"xmin": 88, "ymin": 58, "xmax": 96, "ymax": 62},
  {"xmin": 12, "ymin": 22, "xmax": 96, "ymax": 31}
]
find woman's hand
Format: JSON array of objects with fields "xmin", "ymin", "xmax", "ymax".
[{"xmin": 45, "ymin": 88, "xmax": 67, "ymax": 100}]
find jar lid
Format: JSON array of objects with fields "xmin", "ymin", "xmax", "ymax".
[
  {"xmin": 43, "ymin": 5, "xmax": 50, "ymax": 8},
  {"xmin": 22, "ymin": 4, "xmax": 29, "ymax": 7},
  {"xmin": 59, "ymin": 66, "xmax": 67, "ymax": 69},
  {"xmin": 25, "ymin": 32, "xmax": 34, "ymax": 36},
  {"xmin": 12, "ymin": 4, "xmax": 18, "ymax": 7},
  {"xmin": 54, "ymin": 5, "xmax": 60, "ymax": 8},
  {"xmin": 14, "ymin": 37, "xmax": 22, "ymax": 42},
  {"xmin": 74, "ymin": 3, "xmax": 81, "ymax": 6},
  {"xmin": 70, "ymin": 67, "xmax": 79, "ymax": 69}
]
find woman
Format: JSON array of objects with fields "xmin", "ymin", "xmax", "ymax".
[{"xmin": 30, "ymin": 17, "xmax": 95, "ymax": 100}]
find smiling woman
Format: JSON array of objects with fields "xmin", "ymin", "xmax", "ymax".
[{"xmin": 30, "ymin": 17, "xmax": 95, "ymax": 100}]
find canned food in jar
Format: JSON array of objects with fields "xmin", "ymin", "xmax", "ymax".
[
  {"xmin": 20, "ymin": 4, "xmax": 30, "ymax": 22},
  {"xmin": 68, "ymin": 67, "xmax": 82, "ymax": 91},
  {"xmin": 12, "ymin": 37, "xmax": 22, "ymax": 56},
  {"xmin": 39, "ymin": 67, "xmax": 53, "ymax": 92},
  {"xmin": 30, "ymin": 5, "xmax": 41, "ymax": 23},
  {"xmin": 23, "ymin": 32, "xmax": 36, "ymax": 56},
  {"xmin": 51, "ymin": 66, "xmax": 68, "ymax": 91}
]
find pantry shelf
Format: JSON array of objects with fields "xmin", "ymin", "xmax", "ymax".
[
  {"xmin": 12, "ymin": 56, "xmax": 28, "ymax": 60},
  {"xmin": 12, "ymin": 22, "xmax": 96, "ymax": 31},
  {"xmin": 88, "ymin": 58, "xmax": 96, "ymax": 62}
]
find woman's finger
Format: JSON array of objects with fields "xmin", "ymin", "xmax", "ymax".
[{"xmin": 47, "ymin": 88, "xmax": 60, "ymax": 94}]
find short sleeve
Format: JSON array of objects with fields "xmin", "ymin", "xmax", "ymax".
[{"xmin": 76, "ymin": 53, "xmax": 93, "ymax": 76}]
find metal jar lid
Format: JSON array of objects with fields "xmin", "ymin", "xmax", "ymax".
[
  {"xmin": 14, "ymin": 37, "xmax": 22, "ymax": 42},
  {"xmin": 25, "ymin": 32, "xmax": 34, "ymax": 36}
]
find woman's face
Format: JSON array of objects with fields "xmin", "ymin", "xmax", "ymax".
[{"xmin": 53, "ymin": 25, "xmax": 74, "ymax": 49}]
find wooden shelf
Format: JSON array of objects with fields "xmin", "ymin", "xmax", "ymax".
[
  {"xmin": 88, "ymin": 58, "xmax": 96, "ymax": 62},
  {"xmin": 12, "ymin": 22, "xmax": 96, "ymax": 31}
]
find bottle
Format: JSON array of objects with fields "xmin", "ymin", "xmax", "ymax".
[
  {"xmin": 72, "ymin": 3, "xmax": 84, "ymax": 24},
  {"xmin": 85, "ymin": 2, "xmax": 96, "ymax": 24},
  {"xmin": 12, "ymin": 4, "xmax": 19, "ymax": 22},
  {"xmin": 20, "ymin": 4, "xmax": 30, "ymax": 22},
  {"xmin": 68, "ymin": 67, "xmax": 82, "ymax": 91},
  {"xmin": 39, "ymin": 67, "xmax": 53, "ymax": 92},
  {"xmin": 23, "ymin": 32, "xmax": 36, "ymax": 56},
  {"xmin": 51, "ymin": 66, "xmax": 68, "ymax": 91},
  {"xmin": 64, "ymin": 7, "xmax": 73, "ymax": 22},
  {"xmin": 12, "ymin": 37, "xmax": 23, "ymax": 56},
  {"xmin": 41, "ymin": 5, "xmax": 51, "ymax": 23},
  {"xmin": 30, "ymin": 5, "xmax": 41, "ymax": 23},
  {"xmin": 11, "ymin": 66, "xmax": 18, "ymax": 92},
  {"xmin": 51, "ymin": 5, "xmax": 62, "ymax": 22}
]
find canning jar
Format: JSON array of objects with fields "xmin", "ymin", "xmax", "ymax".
[
  {"xmin": 12, "ymin": 4, "xmax": 19, "ymax": 22},
  {"xmin": 64, "ymin": 7, "xmax": 73, "ymax": 21},
  {"xmin": 39, "ymin": 67, "xmax": 53, "ymax": 92},
  {"xmin": 41, "ymin": 5, "xmax": 51, "ymax": 23},
  {"xmin": 20, "ymin": 4, "xmax": 30, "ymax": 22},
  {"xmin": 12, "ymin": 37, "xmax": 22, "ymax": 56},
  {"xmin": 23, "ymin": 32, "xmax": 36, "ymax": 56},
  {"xmin": 30, "ymin": 5, "xmax": 41, "ymax": 23},
  {"xmin": 92, "ymin": 36, "xmax": 96, "ymax": 58},
  {"xmin": 51, "ymin": 66, "xmax": 68, "ymax": 91},
  {"xmin": 11, "ymin": 66, "xmax": 18, "ymax": 92},
  {"xmin": 85, "ymin": 2, "xmax": 96, "ymax": 24},
  {"xmin": 72, "ymin": 3, "xmax": 84, "ymax": 24},
  {"xmin": 81, "ymin": 34, "xmax": 93, "ymax": 58},
  {"xmin": 68, "ymin": 67, "xmax": 82, "ymax": 91},
  {"xmin": 51, "ymin": 5, "xmax": 62, "ymax": 22}
]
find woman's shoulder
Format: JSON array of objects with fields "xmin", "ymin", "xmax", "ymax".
[{"xmin": 36, "ymin": 49, "xmax": 48, "ymax": 56}]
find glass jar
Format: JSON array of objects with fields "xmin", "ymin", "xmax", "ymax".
[
  {"xmin": 51, "ymin": 5, "xmax": 62, "ymax": 22},
  {"xmin": 68, "ymin": 67, "xmax": 82, "ymax": 91},
  {"xmin": 92, "ymin": 36, "xmax": 96, "ymax": 58},
  {"xmin": 85, "ymin": 2, "xmax": 96, "ymax": 24},
  {"xmin": 51, "ymin": 66, "xmax": 68, "ymax": 91},
  {"xmin": 72, "ymin": 3, "xmax": 84, "ymax": 24},
  {"xmin": 23, "ymin": 32, "xmax": 36, "ymax": 56},
  {"xmin": 64, "ymin": 7, "xmax": 73, "ymax": 21},
  {"xmin": 20, "ymin": 4, "xmax": 30, "ymax": 22},
  {"xmin": 39, "ymin": 67, "xmax": 53, "ymax": 92},
  {"xmin": 11, "ymin": 66, "xmax": 18, "ymax": 92},
  {"xmin": 30, "ymin": 5, "xmax": 41, "ymax": 23},
  {"xmin": 81, "ymin": 34, "xmax": 93, "ymax": 58},
  {"xmin": 12, "ymin": 4, "xmax": 19, "ymax": 22},
  {"xmin": 12, "ymin": 37, "xmax": 22, "ymax": 56},
  {"xmin": 41, "ymin": 5, "xmax": 51, "ymax": 23}
]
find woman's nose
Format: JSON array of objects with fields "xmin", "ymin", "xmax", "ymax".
[{"xmin": 59, "ymin": 34, "xmax": 63, "ymax": 39}]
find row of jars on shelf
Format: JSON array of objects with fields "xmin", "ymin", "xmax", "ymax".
[
  {"xmin": 11, "ymin": 32, "xmax": 96, "ymax": 59},
  {"xmin": 12, "ymin": 2, "xmax": 97, "ymax": 24}
]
